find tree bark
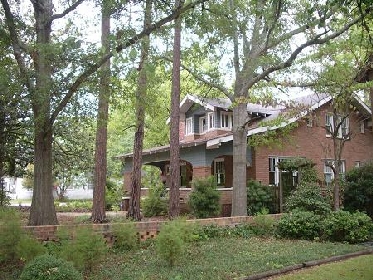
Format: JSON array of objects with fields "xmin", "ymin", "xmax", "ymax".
[
  {"xmin": 169, "ymin": 0, "xmax": 183, "ymax": 219},
  {"xmin": 92, "ymin": 4, "xmax": 111, "ymax": 223},
  {"xmin": 127, "ymin": 0, "xmax": 152, "ymax": 221},
  {"xmin": 29, "ymin": 0, "xmax": 58, "ymax": 225},
  {"xmin": 231, "ymin": 101, "xmax": 248, "ymax": 216}
]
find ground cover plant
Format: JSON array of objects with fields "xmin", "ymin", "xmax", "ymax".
[{"xmin": 274, "ymin": 254, "xmax": 373, "ymax": 280}]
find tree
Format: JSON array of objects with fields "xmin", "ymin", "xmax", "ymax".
[
  {"xmin": 181, "ymin": 0, "xmax": 372, "ymax": 216},
  {"xmin": 1, "ymin": 0, "xmax": 207, "ymax": 225},
  {"xmin": 91, "ymin": 0, "xmax": 112, "ymax": 223},
  {"xmin": 127, "ymin": 0, "xmax": 152, "ymax": 221},
  {"xmin": 169, "ymin": 0, "xmax": 184, "ymax": 219}
]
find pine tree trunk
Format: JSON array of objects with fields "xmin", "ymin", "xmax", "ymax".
[
  {"xmin": 92, "ymin": 6, "xmax": 111, "ymax": 223},
  {"xmin": 29, "ymin": 0, "xmax": 58, "ymax": 225},
  {"xmin": 168, "ymin": 0, "xmax": 183, "ymax": 219},
  {"xmin": 127, "ymin": 0, "xmax": 152, "ymax": 221},
  {"xmin": 231, "ymin": 101, "xmax": 248, "ymax": 216}
]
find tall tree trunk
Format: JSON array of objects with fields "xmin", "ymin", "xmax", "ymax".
[
  {"xmin": 127, "ymin": 0, "xmax": 152, "ymax": 221},
  {"xmin": 231, "ymin": 101, "xmax": 248, "ymax": 216},
  {"xmin": 169, "ymin": 0, "xmax": 183, "ymax": 219},
  {"xmin": 29, "ymin": 0, "xmax": 58, "ymax": 225},
  {"xmin": 92, "ymin": 4, "xmax": 111, "ymax": 223}
]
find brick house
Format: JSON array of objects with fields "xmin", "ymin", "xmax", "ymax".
[{"xmin": 118, "ymin": 93, "xmax": 373, "ymax": 214}]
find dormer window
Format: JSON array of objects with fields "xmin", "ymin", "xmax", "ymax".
[
  {"xmin": 208, "ymin": 112, "xmax": 215, "ymax": 130},
  {"xmin": 325, "ymin": 113, "xmax": 349, "ymax": 138},
  {"xmin": 221, "ymin": 111, "xmax": 233, "ymax": 129},
  {"xmin": 199, "ymin": 116, "xmax": 207, "ymax": 133},
  {"xmin": 185, "ymin": 117, "xmax": 193, "ymax": 135}
]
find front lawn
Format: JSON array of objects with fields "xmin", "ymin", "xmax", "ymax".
[{"xmin": 89, "ymin": 237, "xmax": 365, "ymax": 280}]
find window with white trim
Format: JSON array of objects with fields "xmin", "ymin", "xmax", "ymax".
[
  {"xmin": 185, "ymin": 117, "xmax": 193, "ymax": 135},
  {"xmin": 221, "ymin": 111, "xmax": 233, "ymax": 129},
  {"xmin": 324, "ymin": 160, "xmax": 346, "ymax": 184},
  {"xmin": 199, "ymin": 116, "xmax": 207, "ymax": 133},
  {"xmin": 360, "ymin": 121, "xmax": 365, "ymax": 133},
  {"xmin": 208, "ymin": 112, "xmax": 215, "ymax": 130},
  {"xmin": 214, "ymin": 158, "xmax": 225, "ymax": 186},
  {"xmin": 268, "ymin": 157, "xmax": 298, "ymax": 186},
  {"xmin": 355, "ymin": 161, "xmax": 361, "ymax": 168},
  {"xmin": 325, "ymin": 113, "xmax": 349, "ymax": 138}
]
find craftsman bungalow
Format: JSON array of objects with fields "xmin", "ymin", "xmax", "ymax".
[{"xmin": 118, "ymin": 93, "xmax": 373, "ymax": 215}]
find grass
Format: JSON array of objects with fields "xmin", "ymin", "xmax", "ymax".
[
  {"xmin": 88, "ymin": 237, "xmax": 366, "ymax": 280},
  {"xmin": 275, "ymin": 254, "xmax": 373, "ymax": 280}
]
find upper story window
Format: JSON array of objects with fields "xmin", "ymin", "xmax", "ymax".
[
  {"xmin": 208, "ymin": 112, "xmax": 215, "ymax": 130},
  {"xmin": 221, "ymin": 111, "xmax": 233, "ymax": 129},
  {"xmin": 325, "ymin": 113, "xmax": 349, "ymax": 138},
  {"xmin": 185, "ymin": 117, "xmax": 193, "ymax": 135},
  {"xmin": 199, "ymin": 116, "xmax": 207, "ymax": 133}
]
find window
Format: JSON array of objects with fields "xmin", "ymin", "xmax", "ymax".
[
  {"xmin": 214, "ymin": 158, "xmax": 225, "ymax": 186},
  {"xmin": 306, "ymin": 117, "xmax": 313, "ymax": 127},
  {"xmin": 185, "ymin": 117, "xmax": 193, "ymax": 135},
  {"xmin": 355, "ymin": 161, "xmax": 361, "ymax": 168},
  {"xmin": 199, "ymin": 116, "xmax": 207, "ymax": 133},
  {"xmin": 324, "ymin": 160, "xmax": 346, "ymax": 184},
  {"xmin": 208, "ymin": 112, "xmax": 215, "ymax": 130},
  {"xmin": 325, "ymin": 113, "xmax": 349, "ymax": 138},
  {"xmin": 221, "ymin": 111, "xmax": 233, "ymax": 129},
  {"xmin": 360, "ymin": 121, "xmax": 365, "ymax": 133},
  {"xmin": 269, "ymin": 157, "xmax": 299, "ymax": 187}
]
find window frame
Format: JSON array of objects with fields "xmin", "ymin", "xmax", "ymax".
[
  {"xmin": 214, "ymin": 157, "xmax": 225, "ymax": 186},
  {"xmin": 221, "ymin": 111, "xmax": 233, "ymax": 129},
  {"xmin": 207, "ymin": 112, "xmax": 215, "ymax": 130},
  {"xmin": 185, "ymin": 117, "xmax": 193, "ymax": 135},
  {"xmin": 325, "ymin": 113, "xmax": 349, "ymax": 139},
  {"xmin": 324, "ymin": 159, "xmax": 346, "ymax": 184},
  {"xmin": 199, "ymin": 116, "xmax": 207, "ymax": 134}
]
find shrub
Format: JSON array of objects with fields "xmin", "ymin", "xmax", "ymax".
[
  {"xmin": 344, "ymin": 162, "xmax": 373, "ymax": 218},
  {"xmin": 285, "ymin": 182, "xmax": 331, "ymax": 215},
  {"xmin": 156, "ymin": 219, "xmax": 192, "ymax": 267},
  {"xmin": 16, "ymin": 234, "xmax": 47, "ymax": 263},
  {"xmin": 250, "ymin": 209, "xmax": 277, "ymax": 236},
  {"xmin": 0, "ymin": 209, "xmax": 23, "ymax": 263},
  {"xmin": 188, "ymin": 176, "xmax": 220, "ymax": 218},
  {"xmin": 112, "ymin": 222, "xmax": 139, "ymax": 251},
  {"xmin": 19, "ymin": 254, "xmax": 83, "ymax": 280},
  {"xmin": 247, "ymin": 180, "xmax": 275, "ymax": 215},
  {"xmin": 276, "ymin": 210, "xmax": 323, "ymax": 240},
  {"xmin": 59, "ymin": 227, "xmax": 107, "ymax": 272},
  {"xmin": 142, "ymin": 180, "xmax": 168, "ymax": 217},
  {"xmin": 321, "ymin": 211, "xmax": 373, "ymax": 244}
]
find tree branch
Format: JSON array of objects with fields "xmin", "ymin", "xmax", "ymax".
[
  {"xmin": 247, "ymin": 13, "xmax": 368, "ymax": 89},
  {"xmin": 48, "ymin": 0, "xmax": 86, "ymax": 24},
  {"xmin": 50, "ymin": 0, "xmax": 208, "ymax": 125},
  {"xmin": 161, "ymin": 55, "xmax": 232, "ymax": 99}
]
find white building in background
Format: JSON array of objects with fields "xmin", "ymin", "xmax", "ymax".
[{"xmin": 3, "ymin": 177, "xmax": 93, "ymax": 201}]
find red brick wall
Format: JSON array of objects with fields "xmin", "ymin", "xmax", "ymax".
[
  {"xmin": 193, "ymin": 166, "xmax": 212, "ymax": 178},
  {"xmin": 253, "ymin": 104, "xmax": 373, "ymax": 185}
]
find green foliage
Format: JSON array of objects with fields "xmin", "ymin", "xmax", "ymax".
[
  {"xmin": 54, "ymin": 199, "xmax": 92, "ymax": 212},
  {"xmin": 19, "ymin": 254, "xmax": 83, "ymax": 280},
  {"xmin": 112, "ymin": 222, "xmax": 139, "ymax": 252},
  {"xmin": 58, "ymin": 227, "xmax": 107, "ymax": 272},
  {"xmin": 285, "ymin": 182, "xmax": 331, "ymax": 215},
  {"xmin": 278, "ymin": 157, "xmax": 318, "ymax": 184},
  {"xmin": 0, "ymin": 209, "xmax": 23, "ymax": 263},
  {"xmin": 344, "ymin": 162, "xmax": 373, "ymax": 218},
  {"xmin": 322, "ymin": 211, "xmax": 373, "ymax": 244},
  {"xmin": 251, "ymin": 210, "xmax": 278, "ymax": 236},
  {"xmin": 16, "ymin": 234, "xmax": 47, "ymax": 263},
  {"xmin": 156, "ymin": 219, "xmax": 192, "ymax": 267},
  {"xmin": 142, "ymin": 175, "xmax": 168, "ymax": 217},
  {"xmin": 247, "ymin": 180, "xmax": 275, "ymax": 215},
  {"xmin": 188, "ymin": 176, "xmax": 220, "ymax": 218},
  {"xmin": 276, "ymin": 211, "xmax": 323, "ymax": 240},
  {"xmin": 106, "ymin": 179, "xmax": 122, "ymax": 211}
]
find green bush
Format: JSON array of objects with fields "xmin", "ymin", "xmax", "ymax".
[
  {"xmin": 285, "ymin": 182, "xmax": 331, "ymax": 215},
  {"xmin": 344, "ymin": 162, "xmax": 373, "ymax": 218},
  {"xmin": 276, "ymin": 210, "xmax": 323, "ymax": 240},
  {"xmin": 321, "ymin": 211, "xmax": 373, "ymax": 244},
  {"xmin": 188, "ymin": 176, "xmax": 220, "ymax": 218},
  {"xmin": 16, "ymin": 234, "xmax": 47, "ymax": 263},
  {"xmin": 156, "ymin": 219, "xmax": 192, "ymax": 267},
  {"xmin": 59, "ymin": 227, "xmax": 107, "ymax": 272},
  {"xmin": 19, "ymin": 254, "xmax": 83, "ymax": 280},
  {"xmin": 112, "ymin": 222, "xmax": 139, "ymax": 251},
  {"xmin": 247, "ymin": 180, "xmax": 275, "ymax": 215},
  {"xmin": 250, "ymin": 209, "xmax": 277, "ymax": 236},
  {"xmin": 0, "ymin": 209, "xmax": 23, "ymax": 263},
  {"xmin": 142, "ymin": 180, "xmax": 168, "ymax": 217}
]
